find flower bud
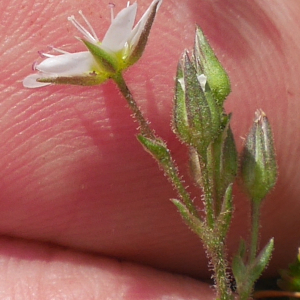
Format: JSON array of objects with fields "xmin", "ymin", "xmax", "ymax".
[
  {"xmin": 173, "ymin": 51, "xmax": 222, "ymax": 157},
  {"xmin": 193, "ymin": 26, "xmax": 231, "ymax": 105},
  {"xmin": 240, "ymin": 110, "xmax": 278, "ymax": 203}
]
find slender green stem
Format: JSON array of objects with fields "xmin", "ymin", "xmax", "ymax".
[
  {"xmin": 113, "ymin": 73, "xmax": 155, "ymax": 139},
  {"xmin": 113, "ymin": 73, "xmax": 198, "ymax": 217},
  {"xmin": 208, "ymin": 239, "xmax": 232, "ymax": 300},
  {"xmin": 164, "ymin": 159, "xmax": 199, "ymax": 217},
  {"xmin": 203, "ymin": 172, "xmax": 214, "ymax": 227},
  {"xmin": 195, "ymin": 151, "xmax": 231, "ymax": 300},
  {"xmin": 249, "ymin": 200, "xmax": 261, "ymax": 262},
  {"xmin": 198, "ymin": 154, "xmax": 215, "ymax": 228}
]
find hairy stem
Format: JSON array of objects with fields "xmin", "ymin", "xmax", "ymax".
[
  {"xmin": 113, "ymin": 73, "xmax": 198, "ymax": 217},
  {"xmin": 250, "ymin": 200, "xmax": 261, "ymax": 262},
  {"xmin": 208, "ymin": 240, "xmax": 233, "ymax": 300},
  {"xmin": 198, "ymin": 153, "xmax": 215, "ymax": 228},
  {"xmin": 163, "ymin": 158, "xmax": 199, "ymax": 217},
  {"xmin": 113, "ymin": 73, "xmax": 155, "ymax": 139}
]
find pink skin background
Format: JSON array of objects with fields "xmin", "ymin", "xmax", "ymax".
[{"xmin": 0, "ymin": 0, "xmax": 300, "ymax": 298}]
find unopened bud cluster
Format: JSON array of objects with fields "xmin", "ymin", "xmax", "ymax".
[
  {"xmin": 173, "ymin": 27, "xmax": 237, "ymax": 218},
  {"xmin": 173, "ymin": 27, "xmax": 231, "ymax": 159}
]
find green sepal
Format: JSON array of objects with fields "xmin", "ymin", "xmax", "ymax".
[
  {"xmin": 202, "ymin": 82, "xmax": 224, "ymax": 138},
  {"xmin": 181, "ymin": 52, "xmax": 215, "ymax": 156},
  {"xmin": 173, "ymin": 61, "xmax": 192, "ymax": 144},
  {"xmin": 82, "ymin": 40, "xmax": 119, "ymax": 74},
  {"xmin": 37, "ymin": 74, "xmax": 108, "ymax": 86},
  {"xmin": 193, "ymin": 26, "xmax": 231, "ymax": 105},
  {"xmin": 183, "ymin": 52, "xmax": 211, "ymax": 139},
  {"xmin": 126, "ymin": 0, "xmax": 161, "ymax": 67}
]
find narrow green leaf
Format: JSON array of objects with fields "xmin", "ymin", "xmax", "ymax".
[
  {"xmin": 233, "ymin": 239, "xmax": 274, "ymax": 300},
  {"xmin": 215, "ymin": 184, "xmax": 233, "ymax": 240},
  {"xmin": 137, "ymin": 135, "xmax": 171, "ymax": 165},
  {"xmin": 208, "ymin": 116, "xmax": 237, "ymax": 215},
  {"xmin": 171, "ymin": 199, "xmax": 207, "ymax": 242},
  {"xmin": 249, "ymin": 238, "xmax": 274, "ymax": 283},
  {"xmin": 232, "ymin": 253, "xmax": 247, "ymax": 284}
]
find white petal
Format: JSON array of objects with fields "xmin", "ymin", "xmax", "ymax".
[
  {"xmin": 197, "ymin": 74, "xmax": 207, "ymax": 91},
  {"xmin": 178, "ymin": 78, "xmax": 185, "ymax": 92},
  {"xmin": 37, "ymin": 51, "xmax": 95, "ymax": 76},
  {"xmin": 23, "ymin": 74, "xmax": 52, "ymax": 88},
  {"xmin": 102, "ymin": 3, "xmax": 137, "ymax": 52},
  {"xmin": 128, "ymin": 0, "xmax": 162, "ymax": 47}
]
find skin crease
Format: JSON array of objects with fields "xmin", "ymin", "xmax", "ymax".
[{"xmin": 0, "ymin": 0, "xmax": 300, "ymax": 298}]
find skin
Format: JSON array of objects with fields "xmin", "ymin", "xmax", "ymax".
[{"xmin": 0, "ymin": 0, "xmax": 300, "ymax": 298}]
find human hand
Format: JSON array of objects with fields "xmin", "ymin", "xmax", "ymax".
[{"xmin": 0, "ymin": 0, "xmax": 299, "ymax": 298}]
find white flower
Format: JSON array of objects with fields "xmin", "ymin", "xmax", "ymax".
[{"xmin": 23, "ymin": 0, "xmax": 162, "ymax": 88}]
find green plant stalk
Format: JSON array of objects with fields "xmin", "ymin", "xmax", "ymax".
[
  {"xmin": 113, "ymin": 73, "xmax": 198, "ymax": 217},
  {"xmin": 208, "ymin": 238, "xmax": 233, "ymax": 300},
  {"xmin": 197, "ymin": 151, "xmax": 232, "ymax": 300},
  {"xmin": 164, "ymin": 161, "xmax": 199, "ymax": 217},
  {"xmin": 250, "ymin": 200, "xmax": 261, "ymax": 262},
  {"xmin": 198, "ymin": 154, "xmax": 215, "ymax": 228},
  {"xmin": 209, "ymin": 141, "xmax": 223, "ymax": 217},
  {"xmin": 215, "ymin": 251, "xmax": 232, "ymax": 300},
  {"xmin": 113, "ymin": 73, "xmax": 155, "ymax": 139},
  {"xmin": 199, "ymin": 141, "xmax": 228, "ymax": 228}
]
